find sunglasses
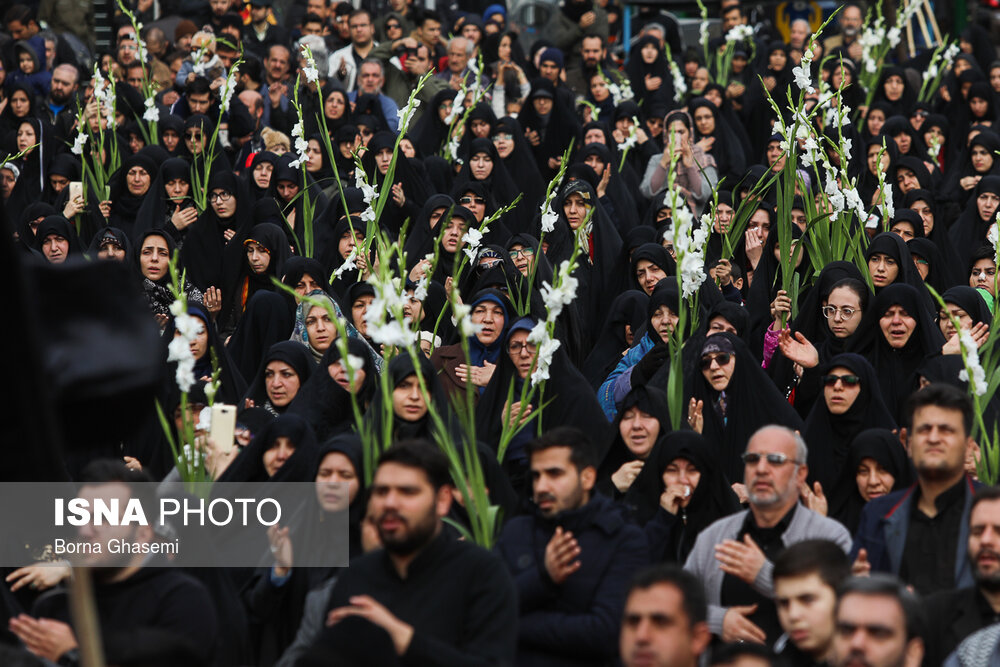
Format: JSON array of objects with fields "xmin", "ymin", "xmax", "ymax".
[
  {"xmin": 741, "ymin": 452, "xmax": 799, "ymax": 466},
  {"xmin": 459, "ymin": 196, "xmax": 486, "ymax": 205},
  {"xmin": 822, "ymin": 374, "xmax": 861, "ymax": 387},
  {"xmin": 185, "ymin": 132, "xmax": 202, "ymax": 140},
  {"xmin": 699, "ymin": 352, "xmax": 731, "ymax": 369}
]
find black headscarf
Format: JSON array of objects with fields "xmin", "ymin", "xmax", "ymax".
[
  {"xmin": 583, "ymin": 290, "xmax": 650, "ymax": 389},
  {"xmin": 626, "ymin": 35, "xmax": 674, "ymax": 114},
  {"xmin": 216, "ymin": 413, "xmax": 320, "ymax": 483},
  {"xmin": 242, "ymin": 341, "xmax": 317, "ymax": 416},
  {"xmin": 865, "ymin": 231, "xmax": 931, "ymax": 305},
  {"xmin": 802, "ymin": 353, "xmax": 897, "ymax": 492},
  {"xmin": 623, "ymin": 431, "xmax": 740, "ymax": 562},
  {"xmin": 365, "ymin": 353, "xmax": 457, "ymax": 442},
  {"xmin": 941, "ymin": 285, "xmax": 992, "ymax": 327},
  {"xmin": 596, "ymin": 384, "xmax": 671, "ymax": 497},
  {"xmin": 949, "ymin": 175, "xmax": 1000, "ymax": 262},
  {"xmin": 410, "ymin": 88, "xmax": 455, "ymax": 157},
  {"xmin": 244, "ymin": 150, "xmax": 279, "ymax": 200},
  {"xmin": 628, "ymin": 242, "xmax": 677, "ymax": 293},
  {"xmin": 32, "ymin": 214, "xmax": 81, "ymax": 259},
  {"xmin": 226, "ymin": 291, "xmax": 297, "ymax": 385},
  {"xmin": 828, "ymin": 428, "xmax": 914, "ymax": 534},
  {"xmin": 161, "ymin": 303, "xmax": 247, "ymax": 405},
  {"xmin": 218, "ymin": 222, "xmax": 292, "ymax": 333},
  {"xmin": 85, "ymin": 226, "xmax": 132, "ymax": 261},
  {"xmin": 107, "ymin": 153, "xmax": 159, "ymax": 241},
  {"xmin": 133, "ymin": 156, "xmax": 194, "ymax": 241},
  {"xmin": 492, "ymin": 116, "xmax": 544, "ymax": 219}
]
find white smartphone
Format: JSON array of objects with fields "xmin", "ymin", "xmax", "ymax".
[
  {"xmin": 68, "ymin": 181, "xmax": 83, "ymax": 202},
  {"xmin": 210, "ymin": 404, "xmax": 237, "ymax": 454}
]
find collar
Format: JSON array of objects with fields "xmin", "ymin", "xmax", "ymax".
[
  {"xmin": 742, "ymin": 502, "xmax": 798, "ymax": 534},
  {"xmin": 915, "ymin": 476, "xmax": 967, "ymax": 514},
  {"xmin": 380, "ymin": 524, "xmax": 450, "ymax": 581}
]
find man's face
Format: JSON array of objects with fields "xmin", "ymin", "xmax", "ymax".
[
  {"xmin": 620, "ymin": 583, "xmax": 709, "ymax": 667},
  {"xmin": 744, "ymin": 429, "xmax": 806, "ymax": 509},
  {"xmin": 722, "ymin": 9, "xmax": 744, "ymax": 31},
  {"xmin": 776, "ymin": 573, "xmax": 838, "ymax": 659},
  {"xmin": 540, "ymin": 60, "xmax": 560, "ymax": 82},
  {"xmin": 307, "ymin": 0, "xmax": 328, "ymax": 19},
  {"xmin": 49, "ymin": 68, "xmax": 78, "ymax": 104},
  {"xmin": 188, "ymin": 92, "xmax": 212, "ymax": 115},
  {"xmin": 531, "ymin": 446, "xmax": 593, "ymax": 518},
  {"xmin": 408, "ymin": 45, "xmax": 433, "ymax": 76},
  {"xmin": 117, "ymin": 39, "xmax": 139, "ymax": 67},
  {"xmin": 419, "ymin": 20, "xmax": 442, "ymax": 46},
  {"xmin": 369, "ymin": 462, "xmax": 449, "ymax": 555},
  {"xmin": 970, "ymin": 498, "xmax": 1000, "ymax": 589},
  {"xmin": 349, "ymin": 14, "xmax": 374, "ymax": 46},
  {"xmin": 908, "ymin": 405, "xmax": 969, "ymax": 482},
  {"xmin": 268, "ymin": 48, "xmax": 290, "ymax": 80},
  {"xmin": 833, "ymin": 593, "xmax": 921, "ymax": 667},
  {"xmin": 841, "ymin": 7, "xmax": 863, "ymax": 35},
  {"xmin": 210, "ymin": 0, "xmax": 230, "ymax": 16},
  {"xmin": 358, "ymin": 63, "xmax": 383, "ymax": 94},
  {"xmin": 448, "ymin": 39, "xmax": 469, "ymax": 73},
  {"xmin": 6, "ymin": 20, "xmax": 31, "ymax": 41},
  {"xmin": 581, "ymin": 38, "xmax": 604, "ymax": 68}
]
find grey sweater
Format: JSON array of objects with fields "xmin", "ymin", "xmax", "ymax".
[{"xmin": 683, "ymin": 505, "xmax": 852, "ymax": 635}]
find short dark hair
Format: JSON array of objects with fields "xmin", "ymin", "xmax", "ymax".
[
  {"xmin": 710, "ymin": 642, "xmax": 774, "ymax": 666},
  {"xmin": 236, "ymin": 56, "xmax": 263, "ymax": 85},
  {"xmin": 526, "ymin": 426, "xmax": 598, "ymax": 470},
  {"xmin": 378, "ymin": 439, "xmax": 451, "ymax": 490},
  {"xmin": 627, "ymin": 565, "xmax": 707, "ymax": 626},
  {"xmin": 828, "ymin": 277, "xmax": 868, "ymax": 311},
  {"xmin": 303, "ymin": 12, "xmax": 324, "ymax": 26},
  {"xmin": 4, "ymin": 4, "xmax": 35, "ymax": 26},
  {"xmin": 78, "ymin": 459, "xmax": 156, "ymax": 521},
  {"xmin": 186, "ymin": 76, "xmax": 213, "ymax": 97},
  {"xmin": 904, "ymin": 383, "xmax": 973, "ymax": 437},
  {"xmin": 418, "ymin": 8, "xmax": 443, "ymax": 26},
  {"xmin": 971, "ymin": 486, "xmax": 1000, "ymax": 516},
  {"xmin": 721, "ymin": 5, "xmax": 743, "ymax": 18},
  {"xmin": 773, "ymin": 539, "xmax": 850, "ymax": 590},
  {"xmin": 837, "ymin": 574, "xmax": 925, "ymax": 641},
  {"xmin": 349, "ymin": 8, "xmax": 373, "ymax": 23}
]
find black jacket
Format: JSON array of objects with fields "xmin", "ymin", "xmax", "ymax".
[
  {"xmin": 495, "ymin": 493, "xmax": 649, "ymax": 666},
  {"xmin": 309, "ymin": 529, "xmax": 518, "ymax": 666},
  {"xmin": 923, "ymin": 586, "xmax": 1000, "ymax": 667}
]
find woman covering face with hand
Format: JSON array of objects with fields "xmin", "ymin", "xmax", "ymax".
[{"xmin": 596, "ymin": 385, "xmax": 671, "ymax": 498}]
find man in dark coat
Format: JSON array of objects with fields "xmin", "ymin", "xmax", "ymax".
[
  {"xmin": 496, "ymin": 426, "xmax": 649, "ymax": 666},
  {"xmin": 306, "ymin": 440, "xmax": 518, "ymax": 666},
  {"xmin": 852, "ymin": 384, "xmax": 983, "ymax": 596},
  {"xmin": 923, "ymin": 487, "xmax": 1000, "ymax": 667}
]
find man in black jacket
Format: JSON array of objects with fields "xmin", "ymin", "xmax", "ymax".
[
  {"xmin": 923, "ymin": 486, "xmax": 1000, "ymax": 666},
  {"xmin": 306, "ymin": 439, "xmax": 517, "ymax": 666},
  {"xmin": 496, "ymin": 426, "xmax": 649, "ymax": 666}
]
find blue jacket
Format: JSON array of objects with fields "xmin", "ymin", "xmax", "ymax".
[
  {"xmin": 850, "ymin": 476, "xmax": 980, "ymax": 589},
  {"xmin": 495, "ymin": 493, "xmax": 649, "ymax": 667},
  {"xmin": 597, "ymin": 332, "xmax": 656, "ymax": 420}
]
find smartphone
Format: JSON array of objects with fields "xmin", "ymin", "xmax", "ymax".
[
  {"xmin": 68, "ymin": 181, "xmax": 83, "ymax": 202},
  {"xmin": 210, "ymin": 404, "xmax": 237, "ymax": 454}
]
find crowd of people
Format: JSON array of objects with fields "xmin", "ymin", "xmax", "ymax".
[{"xmin": 6, "ymin": 0, "xmax": 1000, "ymax": 664}]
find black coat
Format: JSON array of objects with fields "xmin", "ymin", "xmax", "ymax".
[{"xmin": 495, "ymin": 493, "xmax": 649, "ymax": 666}]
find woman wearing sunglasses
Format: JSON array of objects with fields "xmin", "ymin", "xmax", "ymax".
[
  {"xmin": 801, "ymin": 353, "xmax": 897, "ymax": 494},
  {"xmin": 687, "ymin": 332, "xmax": 804, "ymax": 483}
]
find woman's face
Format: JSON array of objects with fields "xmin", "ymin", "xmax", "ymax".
[
  {"xmin": 459, "ymin": 191, "xmax": 486, "ymax": 222},
  {"xmin": 971, "ymin": 96, "xmax": 990, "ymax": 119},
  {"xmin": 747, "ymin": 209, "xmax": 772, "ymax": 243},
  {"xmin": 498, "ymin": 34, "xmax": 512, "ymax": 61},
  {"xmin": 471, "ymin": 300, "xmax": 505, "ymax": 346},
  {"xmin": 924, "ymin": 125, "xmax": 943, "ymax": 149},
  {"xmin": 939, "ymin": 301, "xmax": 973, "ymax": 341},
  {"xmin": 768, "ymin": 49, "xmax": 787, "ymax": 70},
  {"xmin": 253, "ymin": 161, "xmax": 274, "ymax": 189},
  {"xmin": 867, "ymin": 143, "xmax": 890, "ymax": 175},
  {"xmin": 866, "ymin": 111, "xmax": 887, "ymax": 140},
  {"xmin": 305, "ymin": 139, "xmax": 323, "ymax": 173},
  {"xmin": 584, "ymin": 128, "xmax": 606, "ymax": 145},
  {"xmin": 701, "ymin": 349, "xmax": 735, "ymax": 391},
  {"xmin": 909, "ymin": 199, "xmax": 934, "ymax": 235},
  {"xmin": 316, "ymin": 451, "xmax": 360, "ymax": 511},
  {"xmin": 532, "ymin": 96, "xmax": 553, "ymax": 115},
  {"xmin": 306, "ymin": 304, "xmax": 336, "ymax": 352},
  {"xmin": 972, "ymin": 145, "xmax": 995, "ymax": 173},
  {"xmin": 294, "ymin": 272, "xmax": 321, "ymax": 296},
  {"xmin": 563, "ymin": 192, "xmax": 590, "ymax": 230},
  {"xmin": 589, "ymin": 75, "xmax": 609, "ymax": 102},
  {"xmin": 177, "ymin": 319, "xmax": 209, "ymax": 360},
  {"xmin": 507, "ymin": 329, "xmax": 537, "ymax": 379},
  {"xmin": 772, "ymin": 239, "xmax": 804, "ymax": 269},
  {"xmin": 392, "ymin": 374, "xmax": 427, "ymax": 421},
  {"xmin": 640, "ymin": 42, "xmax": 658, "ymax": 64},
  {"xmin": 438, "ymin": 99, "xmax": 453, "ymax": 123},
  {"xmin": 823, "ymin": 365, "xmax": 862, "ymax": 415},
  {"xmin": 856, "ymin": 456, "xmax": 895, "ymax": 502},
  {"xmin": 883, "ymin": 75, "xmax": 904, "ymax": 101},
  {"xmin": 15, "ymin": 122, "xmax": 35, "ymax": 152},
  {"xmin": 375, "ymin": 147, "xmax": 393, "ymax": 175},
  {"xmin": 245, "ymin": 240, "xmax": 271, "ymax": 274},
  {"xmin": 162, "ymin": 129, "xmax": 179, "ymax": 152},
  {"xmin": 978, "ymin": 191, "xmax": 1000, "ymax": 222},
  {"xmin": 265, "ymin": 360, "xmax": 301, "ymax": 407},
  {"xmin": 971, "ymin": 258, "xmax": 997, "ymax": 294},
  {"xmin": 889, "ymin": 221, "xmax": 916, "ymax": 241},
  {"xmin": 263, "ymin": 436, "xmax": 296, "ymax": 477},
  {"xmin": 650, "ymin": 305, "xmax": 679, "ymax": 344},
  {"xmin": 328, "ymin": 357, "xmax": 367, "ymax": 394},
  {"xmin": 892, "ymin": 132, "xmax": 911, "ymax": 155},
  {"xmin": 492, "ymin": 131, "xmax": 514, "ymax": 158},
  {"xmin": 97, "ymin": 237, "xmax": 126, "ymax": 261},
  {"xmin": 399, "ymin": 138, "xmax": 415, "ymax": 158},
  {"xmin": 618, "ymin": 405, "xmax": 659, "ymax": 459},
  {"xmin": 662, "ymin": 457, "xmax": 701, "ymax": 508},
  {"xmin": 166, "ymin": 177, "xmax": 190, "ymax": 200},
  {"xmin": 693, "ymin": 106, "xmax": 715, "ymax": 136},
  {"xmin": 879, "ymin": 304, "xmax": 917, "ymax": 348},
  {"xmin": 991, "ymin": 67, "xmax": 1000, "ymax": 93},
  {"xmin": 210, "ymin": 188, "xmax": 237, "ymax": 218},
  {"xmin": 509, "ymin": 243, "xmax": 534, "ymax": 275},
  {"xmin": 402, "ymin": 288, "xmax": 424, "ymax": 322},
  {"xmin": 129, "ymin": 132, "xmax": 145, "ymax": 155},
  {"xmin": 276, "ymin": 180, "xmax": 299, "ymax": 204},
  {"xmin": 325, "ymin": 92, "xmax": 346, "ymax": 119},
  {"xmin": 442, "ymin": 215, "xmax": 467, "ymax": 253},
  {"xmin": 126, "ymin": 166, "xmax": 151, "ymax": 196},
  {"xmin": 10, "ymin": 90, "xmax": 29, "ymax": 117},
  {"xmin": 139, "ymin": 234, "xmax": 170, "ymax": 280},
  {"xmin": 339, "ymin": 228, "xmax": 365, "ymax": 259},
  {"xmin": 469, "ymin": 151, "xmax": 493, "ymax": 180},
  {"xmin": 766, "ymin": 140, "xmax": 785, "ymax": 171},
  {"xmin": 351, "ymin": 294, "xmax": 374, "ymax": 335},
  {"xmin": 868, "ymin": 252, "xmax": 899, "ymax": 287},
  {"xmin": 339, "ymin": 134, "xmax": 361, "ymax": 159},
  {"xmin": 583, "ymin": 154, "xmax": 606, "ymax": 179},
  {"xmin": 635, "ymin": 259, "xmax": 667, "ymax": 295},
  {"xmin": 824, "ymin": 286, "xmax": 863, "ymax": 339},
  {"xmin": 666, "ymin": 120, "xmax": 689, "ymax": 146}
]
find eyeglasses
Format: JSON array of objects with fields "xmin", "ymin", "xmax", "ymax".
[
  {"xmin": 386, "ymin": 22, "xmax": 400, "ymax": 29},
  {"xmin": 509, "ymin": 247, "xmax": 535, "ymax": 259},
  {"xmin": 741, "ymin": 452, "xmax": 800, "ymax": 466},
  {"xmin": 822, "ymin": 373, "xmax": 861, "ymax": 387},
  {"xmin": 699, "ymin": 352, "xmax": 731, "ymax": 369},
  {"xmin": 459, "ymin": 196, "xmax": 486, "ymax": 205},
  {"xmin": 208, "ymin": 191, "xmax": 232, "ymax": 203},
  {"xmin": 185, "ymin": 132, "xmax": 202, "ymax": 140},
  {"xmin": 492, "ymin": 133, "xmax": 513, "ymax": 142},
  {"xmin": 822, "ymin": 305, "xmax": 857, "ymax": 320},
  {"xmin": 508, "ymin": 340, "xmax": 537, "ymax": 355}
]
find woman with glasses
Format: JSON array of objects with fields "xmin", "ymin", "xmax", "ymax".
[
  {"xmin": 687, "ymin": 332, "xmax": 804, "ymax": 483},
  {"xmin": 454, "ymin": 137, "xmax": 526, "ymax": 233},
  {"xmin": 801, "ymin": 353, "xmax": 896, "ymax": 493},
  {"xmin": 181, "ymin": 170, "xmax": 255, "ymax": 294}
]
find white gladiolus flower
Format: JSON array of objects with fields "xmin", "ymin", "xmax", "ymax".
[
  {"xmin": 143, "ymin": 96, "xmax": 159, "ymax": 122},
  {"xmin": 462, "ymin": 227, "xmax": 483, "ymax": 248},
  {"xmin": 301, "ymin": 45, "xmax": 319, "ymax": 83},
  {"xmin": 334, "ymin": 248, "xmax": 358, "ymax": 278},
  {"xmin": 988, "ymin": 223, "xmax": 999, "ymax": 265},
  {"xmin": 699, "ymin": 22, "xmax": 709, "ymax": 47},
  {"xmin": 669, "ymin": 59, "xmax": 687, "ymax": 102},
  {"xmin": 725, "ymin": 24, "xmax": 753, "ymax": 43},
  {"xmin": 414, "ymin": 277, "xmax": 429, "ymax": 301},
  {"xmin": 792, "ymin": 66, "xmax": 814, "ymax": 94},
  {"xmin": 454, "ymin": 302, "xmax": 484, "ymax": 337},
  {"xmin": 71, "ymin": 131, "xmax": 87, "ymax": 155},
  {"xmin": 367, "ymin": 320, "xmax": 415, "ymax": 347},
  {"xmin": 444, "ymin": 89, "xmax": 465, "ymax": 125},
  {"xmin": 540, "ymin": 204, "xmax": 558, "ymax": 233},
  {"xmin": 958, "ymin": 328, "xmax": 988, "ymax": 396},
  {"xmin": 288, "ymin": 121, "xmax": 310, "ymax": 168},
  {"xmin": 887, "ymin": 27, "xmax": 901, "ymax": 48},
  {"xmin": 219, "ymin": 68, "xmax": 238, "ymax": 114},
  {"xmin": 448, "ymin": 137, "xmax": 461, "ymax": 163}
]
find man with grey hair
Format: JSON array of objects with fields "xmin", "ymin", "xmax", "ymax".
[
  {"xmin": 348, "ymin": 59, "xmax": 400, "ymax": 131},
  {"xmin": 789, "ymin": 19, "xmax": 811, "ymax": 51},
  {"xmin": 684, "ymin": 425, "xmax": 851, "ymax": 646},
  {"xmin": 437, "ymin": 35, "xmax": 485, "ymax": 91}
]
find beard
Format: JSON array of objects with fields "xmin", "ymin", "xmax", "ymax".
[
  {"xmin": 377, "ymin": 508, "xmax": 438, "ymax": 556},
  {"xmin": 973, "ymin": 549, "xmax": 1000, "ymax": 591},
  {"xmin": 50, "ymin": 88, "xmax": 72, "ymax": 105}
]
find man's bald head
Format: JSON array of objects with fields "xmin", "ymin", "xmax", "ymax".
[
  {"xmin": 239, "ymin": 90, "xmax": 264, "ymax": 118},
  {"xmin": 49, "ymin": 64, "xmax": 79, "ymax": 105}
]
